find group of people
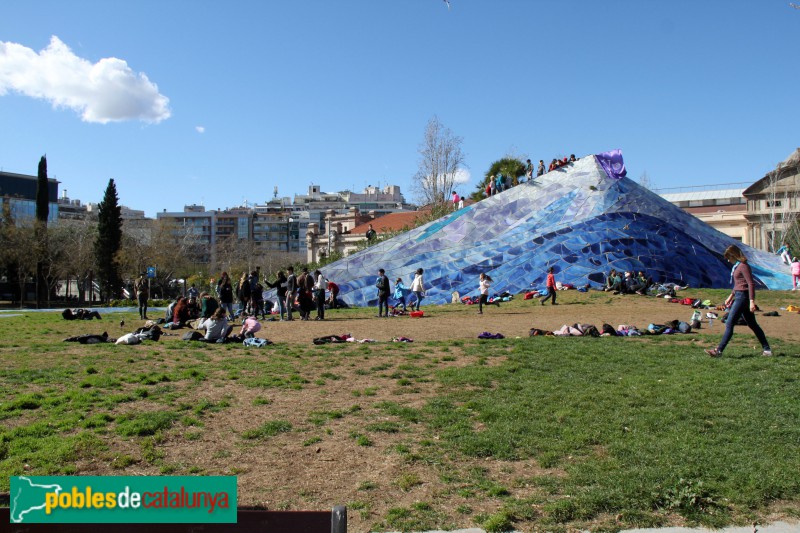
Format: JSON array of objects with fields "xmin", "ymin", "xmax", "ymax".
[
  {"xmin": 137, "ymin": 236, "xmax": 775, "ymax": 360},
  {"xmin": 603, "ymin": 269, "xmax": 654, "ymax": 295},
  {"xmin": 238, "ymin": 267, "xmax": 341, "ymax": 322},
  {"xmin": 376, "ymin": 268, "xmax": 425, "ymax": 317},
  {"xmin": 482, "ymin": 154, "xmax": 579, "ymax": 198},
  {"xmin": 547, "ymin": 154, "xmax": 577, "ymax": 172}
]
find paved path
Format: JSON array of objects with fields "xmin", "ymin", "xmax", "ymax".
[{"xmin": 419, "ymin": 523, "xmax": 799, "ymax": 533}]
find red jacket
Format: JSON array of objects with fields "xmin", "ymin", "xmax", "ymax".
[{"xmin": 546, "ymin": 273, "xmax": 556, "ymax": 288}]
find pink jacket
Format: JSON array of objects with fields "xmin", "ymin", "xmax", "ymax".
[
  {"xmin": 240, "ymin": 317, "xmax": 262, "ymax": 336},
  {"xmin": 792, "ymin": 261, "xmax": 800, "ymax": 276}
]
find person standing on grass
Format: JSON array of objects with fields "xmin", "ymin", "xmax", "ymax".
[
  {"xmin": 540, "ymin": 267, "xmax": 558, "ymax": 305},
  {"xmin": 410, "ymin": 268, "xmax": 425, "ymax": 311},
  {"xmin": 285, "ymin": 267, "xmax": 297, "ymax": 321},
  {"xmin": 705, "ymin": 244, "xmax": 772, "ymax": 357},
  {"xmin": 792, "ymin": 258, "xmax": 800, "ymax": 291},
  {"xmin": 266, "ymin": 270, "xmax": 288, "ymax": 320},
  {"xmin": 135, "ymin": 273, "xmax": 149, "ymax": 320},
  {"xmin": 217, "ymin": 272, "xmax": 235, "ymax": 321},
  {"xmin": 238, "ymin": 272, "xmax": 251, "ymax": 317},
  {"xmin": 376, "ymin": 268, "xmax": 390, "ymax": 317},
  {"xmin": 313, "ymin": 270, "xmax": 326, "ymax": 320},
  {"xmin": 394, "ymin": 277, "xmax": 408, "ymax": 312}
]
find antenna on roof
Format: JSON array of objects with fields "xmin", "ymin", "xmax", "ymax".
[{"xmin": 273, "ymin": 186, "xmax": 278, "ymax": 199}]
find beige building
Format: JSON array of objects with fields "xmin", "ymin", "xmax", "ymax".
[
  {"xmin": 743, "ymin": 147, "xmax": 800, "ymax": 252},
  {"xmin": 657, "ymin": 148, "xmax": 800, "ymax": 252},
  {"xmin": 659, "ymin": 187, "xmax": 749, "ymax": 244},
  {"xmin": 305, "ymin": 207, "xmax": 432, "ymax": 263}
]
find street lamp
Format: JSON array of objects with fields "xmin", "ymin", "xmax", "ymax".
[{"xmin": 286, "ymin": 217, "xmax": 294, "ymax": 252}]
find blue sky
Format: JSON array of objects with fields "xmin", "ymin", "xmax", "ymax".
[{"xmin": 1, "ymin": 0, "xmax": 798, "ymax": 217}]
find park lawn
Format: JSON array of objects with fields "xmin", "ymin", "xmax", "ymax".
[{"xmin": 0, "ymin": 302, "xmax": 799, "ymax": 532}]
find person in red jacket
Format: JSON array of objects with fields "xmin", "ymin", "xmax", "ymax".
[
  {"xmin": 540, "ymin": 267, "xmax": 558, "ymax": 306},
  {"xmin": 326, "ymin": 279, "xmax": 340, "ymax": 309}
]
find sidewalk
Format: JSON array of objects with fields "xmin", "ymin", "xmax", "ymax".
[{"xmin": 420, "ymin": 523, "xmax": 799, "ymax": 533}]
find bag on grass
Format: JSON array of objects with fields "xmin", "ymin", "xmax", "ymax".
[{"xmin": 182, "ymin": 331, "xmax": 204, "ymax": 341}]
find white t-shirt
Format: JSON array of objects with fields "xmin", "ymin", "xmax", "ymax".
[
  {"xmin": 480, "ymin": 278, "xmax": 491, "ymax": 295},
  {"xmin": 410, "ymin": 274, "xmax": 424, "ymax": 292}
]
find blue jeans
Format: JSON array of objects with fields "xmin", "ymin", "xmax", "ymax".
[
  {"xmin": 717, "ymin": 291, "xmax": 770, "ymax": 354},
  {"xmin": 221, "ymin": 302, "xmax": 234, "ymax": 320},
  {"xmin": 276, "ymin": 294, "xmax": 287, "ymax": 319},
  {"xmin": 541, "ymin": 287, "xmax": 556, "ymax": 304},
  {"xmin": 412, "ymin": 291, "xmax": 424, "ymax": 310}
]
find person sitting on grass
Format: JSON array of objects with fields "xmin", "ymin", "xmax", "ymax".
[
  {"xmin": 623, "ymin": 271, "xmax": 644, "ymax": 294},
  {"xmin": 198, "ymin": 307, "xmax": 232, "ymax": 343},
  {"xmin": 603, "ymin": 269, "xmax": 622, "ymax": 293},
  {"xmin": 636, "ymin": 271, "xmax": 653, "ymax": 295},
  {"xmin": 200, "ymin": 292, "xmax": 219, "ymax": 319},
  {"xmin": 186, "ymin": 296, "xmax": 200, "ymax": 319},
  {"xmin": 170, "ymin": 296, "xmax": 191, "ymax": 329}
]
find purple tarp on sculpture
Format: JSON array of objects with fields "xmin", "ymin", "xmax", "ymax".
[{"xmin": 596, "ymin": 149, "xmax": 627, "ymax": 180}]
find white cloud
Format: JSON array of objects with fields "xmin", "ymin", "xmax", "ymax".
[
  {"xmin": 195, "ymin": 126, "xmax": 205, "ymax": 133},
  {"xmin": 0, "ymin": 36, "xmax": 170, "ymax": 124},
  {"xmin": 453, "ymin": 168, "xmax": 471, "ymax": 185}
]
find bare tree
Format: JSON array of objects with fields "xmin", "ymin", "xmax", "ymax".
[
  {"xmin": 412, "ymin": 116, "xmax": 466, "ymax": 207},
  {"xmin": 62, "ymin": 219, "xmax": 98, "ymax": 304},
  {"xmin": 117, "ymin": 219, "xmax": 205, "ymax": 298},
  {"xmin": 763, "ymin": 165, "xmax": 800, "ymax": 252},
  {"xmin": 39, "ymin": 224, "xmax": 75, "ymax": 305},
  {"xmin": 638, "ymin": 171, "xmax": 653, "ymax": 190},
  {"xmin": 1, "ymin": 220, "xmax": 37, "ymax": 308}
]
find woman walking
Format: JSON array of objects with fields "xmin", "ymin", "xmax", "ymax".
[
  {"xmin": 705, "ymin": 245, "xmax": 772, "ymax": 357},
  {"xmin": 410, "ymin": 268, "xmax": 425, "ymax": 311}
]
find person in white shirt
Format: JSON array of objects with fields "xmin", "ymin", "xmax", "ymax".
[
  {"xmin": 314, "ymin": 270, "xmax": 326, "ymax": 320},
  {"xmin": 478, "ymin": 272, "xmax": 497, "ymax": 314},
  {"xmin": 410, "ymin": 268, "xmax": 425, "ymax": 311}
]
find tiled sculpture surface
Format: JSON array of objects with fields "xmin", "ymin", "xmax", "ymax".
[{"xmin": 274, "ymin": 151, "xmax": 792, "ymax": 307}]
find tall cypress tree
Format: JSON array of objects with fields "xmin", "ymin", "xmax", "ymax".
[
  {"xmin": 35, "ymin": 155, "xmax": 49, "ymax": 307},
  {"xmin": 36, "ymin": 156, "xmax": 49, "ymax": 223},
  {"xmin": 94, "ymin": 179, "xmax": 123, "ymax": 302}
]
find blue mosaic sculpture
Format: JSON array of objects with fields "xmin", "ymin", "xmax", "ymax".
[{"xmin": 284, "ymin": 151, "xmax": 793, "ymax": 307}]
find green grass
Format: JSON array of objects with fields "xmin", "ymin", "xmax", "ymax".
[
  {"xmin": 241, "ymin": 420, "xmax": 292, "ymax": 440},
  {"xmin": 1, "ymin": 306, "xmax": 799, "ymax": 530},
  {"xmin": 428, "ymin": 336, "xmax": 800, "ymax": 527}
]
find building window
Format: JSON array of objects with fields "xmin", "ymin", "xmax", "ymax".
[{"xmin": 766, "ymin": 200, "xmax": 782, "ymax": 208}]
